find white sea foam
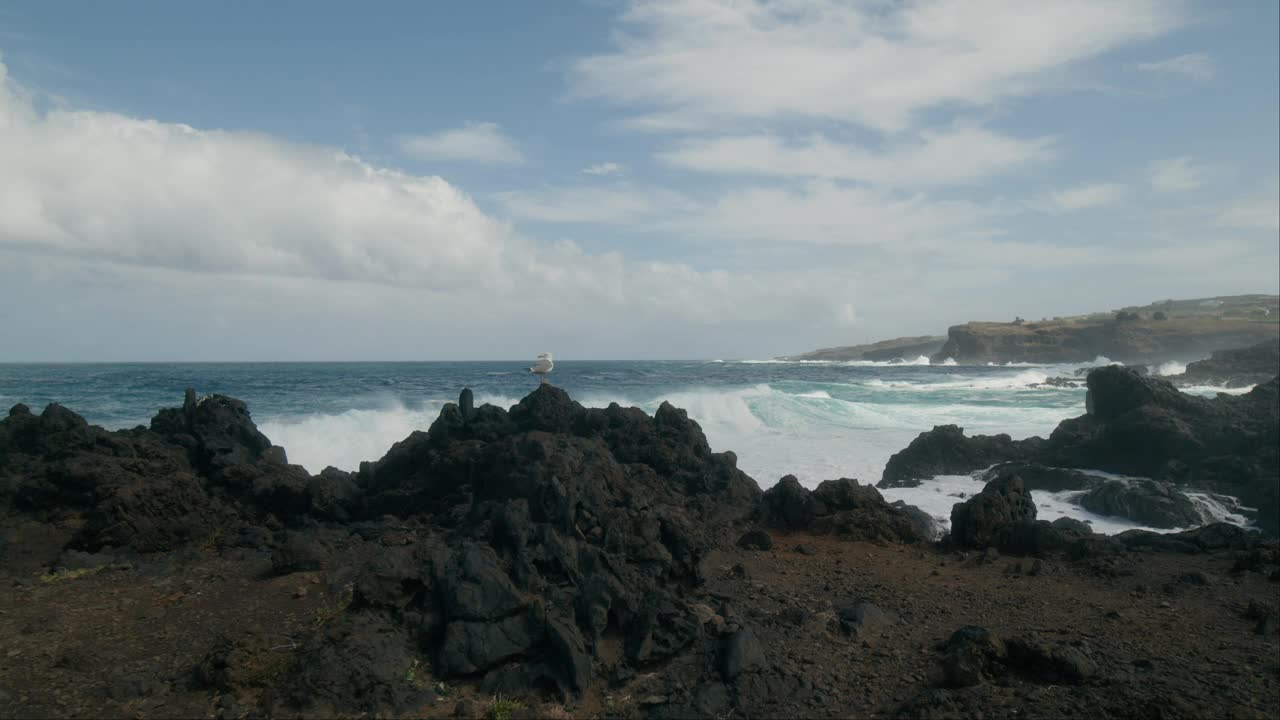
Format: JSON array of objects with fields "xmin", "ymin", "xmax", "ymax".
[
  {"xmin": 864, "ymin": 369, "xmax": 1066, "ymax": 392},
  {"xmin": 879, "ymin": 473, "xmax": 1250, "ymax": 536},
  {"xmin": 1150, "ymin": 360, "xmax": 1187, "ymax": 376},
  {"xmin": 260, "ymin": 392, "xmax": 520, "ymax": 473},
  {"xmin": 1179, "ymin": 384, "xmax": 1256, "ymax": 396}
]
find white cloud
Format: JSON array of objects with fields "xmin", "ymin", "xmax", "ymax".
[
  {"xmin": 496, "ymin": 178, "xmax": 1001, "ymax": 252},
  {"xmin": 569, "ymin": 0, "xmax": 1187, "ymax": 132},
  {"xmin": 1149, "ymin": 156, "xmax": 1205, "ymax": 192},
  {"xmin": 0, "ymin": 60, "xmax": 883, "ymax": 358},
  {"xmin": 581, "ymin": 161, "xmax": 625, "ymax": 176},
  {"xmin": 1137, "ymin": 52, "xmax": 1214, "ymax": 81},
  {"xmin": 1043, "ymin": 183, "xmax": 1128, "ymax": 211},
  {"xmin": 399, "ymin": 121, "xmax": 525, "ymax": 164},
  {"xmin": 656, "ymin": 125, "xmax": 1055, "ymax": 187},
  {"xmin": 494, "ymin": 184, "xmax": 697, "ymax": 224},
  {"xmin": 675, "ymin": 181, "xmax": 999, "ymax": 247}
]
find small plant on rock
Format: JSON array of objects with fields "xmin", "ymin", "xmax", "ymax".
[{"xmin": 488, "ymin": 696, "xmax": 528, "ymax": 720}]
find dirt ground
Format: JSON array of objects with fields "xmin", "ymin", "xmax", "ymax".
[{"xmin": 2, "ymin": 529, "xmax": 1277, "ymax": 720}]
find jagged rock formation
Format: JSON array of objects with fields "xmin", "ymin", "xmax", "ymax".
[
  {"xmin": 758, "ymin": 475, "xmax": 935, "ymax": 543},
  {"xmin": 0, "ymin": 393, "xmax": 341, "ymax": 555},
  {"xmin": 880, "ymin": 425, "xmax": 1044, "ymax": 489},
  {"xmin": 1175, "ymin": 339, "xmax": 1280, "ymax": 388},
  {"xmin": 879, "ymin": 366, "xmax": 1280, "ymax": 535}
]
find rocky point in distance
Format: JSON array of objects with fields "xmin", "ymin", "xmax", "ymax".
[
  {"xmin": 1, "ymin": 370, "xmax": 1278, "ymax": 719},
  {"xmin": 783, "ymin": 294, "xmax": 1279, "ymax": 366}
]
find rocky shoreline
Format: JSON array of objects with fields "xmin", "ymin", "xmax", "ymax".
[{"xmin": 2, "ymin": 373, "xmax": 1278, "ymax": 719}]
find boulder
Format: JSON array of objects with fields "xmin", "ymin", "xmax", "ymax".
[
  {"xmin": 949, "ymin": 474, "xmax": 1037, "ymax": 549},
  {"xmin": 758, "ymin": 477, "xmax": 934, "ymax": 544},
  {"xmin": 1078, "ymin": 479, "xmax": 1203, "ymax": 529},
  {"xmin": 719, "ymin": 629, "xmax": 766, "ymax": 679},
  {"xmin": 879, "ymin": 425, "xmax": 1042, "ymax": 488}
]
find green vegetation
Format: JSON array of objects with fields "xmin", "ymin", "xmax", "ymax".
[
  {"xmin": 488, "ymin": 696, "xmax": 528, "ymax": 720},
  {"xmin": 38, "ymin": 567, "xmax": 103, "ymax": 583},
  {"xmin": 404, "ymin": 659, "xmax": 434, "ymax": 691}
]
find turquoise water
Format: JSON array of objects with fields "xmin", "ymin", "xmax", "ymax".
[{"xmin": 0, "ymin": 358, "xmax": 1243, "ymax": 500}]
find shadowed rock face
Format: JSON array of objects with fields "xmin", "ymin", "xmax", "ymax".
[
  {"xmin": 1176, "ymin": 340, "xmax": 1280, "ymax": 388},
  {"xmin": 284, "ymin": 384, "xmax": 763, "ymax": 711},
  {"xmin": 879, "ymin": 425, "xmax": 1044, "ymax": 489},
  {"xmin": 949, "ymin": 474, "xmax": 1037, "ymax": 549},
  {"xmin": 758, "ymin": 475, "xmax": 935, "ymax": 543},
  {"xmin": 877, "ymin": 367, "xmax": 1280, "ymax": 536}
]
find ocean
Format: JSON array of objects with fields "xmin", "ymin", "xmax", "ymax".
[{"xmin": 0, "ymin": 358, "xmax": 1254, "ymax": 535}]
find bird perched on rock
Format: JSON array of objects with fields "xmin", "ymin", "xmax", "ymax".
[{"xmin": 528, "ymin": 352, "xmax": 553, "ymax": 384}]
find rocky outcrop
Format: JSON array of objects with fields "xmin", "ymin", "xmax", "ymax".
[
  {"xmin": 1175, "ymin": 340, "xmax": 1280, "ymax": 388},
  {"xmin": 881, "ymin": 367, "xmax": 1280, "ymax": 536},
  {"xmin": 760, "ymin": 475, "xmax": 935, "ymax": 543},
  {"xmin": 782, "ymin": 335, "xmax": 947, "ymax": 362},
  {"xmin": 931, "ymin": 295, "xmax": 1279, "ymax": 364},
  {"xmin": 948, "ymin": 474, "xmax": 1037, "ymax": 549},
  {"xmin": 0, "ymin": 391, "xmax": 354, "ymax": 553},
  {"xmin": 977, "ymin": 463, "xmax": 1105, "ymax": 493},
  {"xmin": 879, "ymin": 425, "xmax": 1044, "ymax": 488},
  {"xmin": 268, "ymin": 385, "xmax": 767, "ymax": 714},
  {"xmin": 1078, "ymin": 479, "xmax": 1203, "ymax": 529}
]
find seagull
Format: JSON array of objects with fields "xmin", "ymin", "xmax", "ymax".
[{"xmin": 528, "ymin": 352, "xmax": 554, "ymax": 385}]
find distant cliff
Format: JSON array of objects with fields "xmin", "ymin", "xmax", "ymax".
[
  {"xmin": 782, "ymin": 335, "xmax": 946, "ymax": 362},
  {"xmin": 931, "ymin": 296, "xmax": 1279, "ymax": 365}
]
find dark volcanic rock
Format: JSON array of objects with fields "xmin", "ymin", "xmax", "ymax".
[
  {"xmin": 979, "ymin": 462, "xmax": 1104, "ymax": 492},
  {"xmin": 759, "ymin": 475, "xmax": 818, "ymax": 529},
  {"xmin": 949, "ymin": 474, "xmax": 1037, "ymax": 549},
  {"xmin": 267, "ymin": 385, "xmax": 763, "ymax": 714},
  {"xmin": 719, "ymin": 629, "xmax": 766, "ymax": 679},
  {"xmin": 881, "ymin": 366, "xmax": 1280, "ymax": 535},
  {"xmin": 1078, "ymin": 479, "xmax": 1203, "ymax": 529},
  {"xmin": 759, "ymin": 477, "xmax": 934, "ymax": 543},
  {"xmin": 1046, "ymin": 368, "xmax": 1279, "ymax": 534},
  {"xmin": 1176, "ymin": 340, "xmax": 1280, "ymax": 388},
  {"xmin": 879, "ymin": 425, "xmax": 1043, "ymax": 488}
]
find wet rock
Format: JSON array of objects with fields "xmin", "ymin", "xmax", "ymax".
[
  {"xmin": 879, "ymin": 425, "xmax": 1042, "ymax": 489},
  {"xmin": 1079, "ymin": 479, "xmax": 1203, "ymax": 529},
  {"xmin": 981, "ymin": 463, "xmax": 1105, "ymax": 492}
]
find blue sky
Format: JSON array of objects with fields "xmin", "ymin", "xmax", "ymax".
[{"xmin": 0, "ymin": 0, "xmax": 1277, "ymax": 360}]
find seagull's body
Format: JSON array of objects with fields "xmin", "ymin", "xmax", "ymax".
[{"xmin": 528, "ymin": 353, "xmax": 554, "ymax": 384}]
